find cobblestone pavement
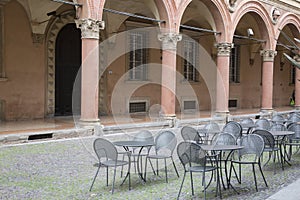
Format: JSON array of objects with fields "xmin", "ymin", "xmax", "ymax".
[{"xmin": 1, "ymin": 135, "xmax": 300, "ymax": 200}]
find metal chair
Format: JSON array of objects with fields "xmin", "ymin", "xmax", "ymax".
[
  {"xmin": 269, "ymin": 123, "xmax": 287, "ymax": 131},
  {"xmin": 181, "ymin": 126, "xmax": 205, "ymax": 144},
  {"xmin": 230, "ymin": 134, "xmax": 268, "ymax": 191},
  {"xmin": 146, "ymin": 130, "xmax": 179, "ymax": 183},
  {"xmin": 255, "ymin": 118, "xmax": 271, "ymax": 130},
  {"xmin": 200, "ymin": 122, "xmax": 221, "ymax": 144},
  {"xmin": 286, "ymin": 123, "xmax": 300, "ymax": 160},
  {"xmin": 90, "ymin": 138, "xmax": 131, "ymax": 194},
  {"xmin": 177, "ymin": 141, "xmax": 220, "ymax": 199},
  {"xmin": 252, "ymin": 129, "xmax": 282, "ymax": 174},
  {"xmin": 222, "ymin": 121, "xmax": 243, "ymax": 141}
]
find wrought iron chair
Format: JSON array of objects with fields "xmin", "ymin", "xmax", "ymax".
[
  {"xmin": 286, "ymin": 123, "xmax": 300, "ymax": 160},
  {"xmin": 255, "ymin": 118, "xmax": 271, "ymax": 130},
  {"xmin": 199, "ymin": 122, "xmax": 221, "ymax": 144},
  {"xmin": 90, "ymin": 138, "xmax": 131, "ymax": 194},
  {"xmin": 177, "ymin": 141, "xmax": 220, "ymax": 199},
  {"xmin": 146, "ymin": 130, "xmax": 179, "ymax": 183},
  {"xmin": 222, "ymin": 121, "xmax": 243, "ymax": 141},
  {"xmin": 252, "ymin": 129, "xmax": 282, "ymax": 174},
  {"xmin": 181, "ymin": 126, "xmax": 205, "ymax": 144},
  {"xmin": 229, "ymin": 134, "xmax": 268, "ymax": 191}
]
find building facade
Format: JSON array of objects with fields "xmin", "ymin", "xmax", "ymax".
[{"xmin": 0, "ymin": 0, "xmax": 299, "ymax": 125}]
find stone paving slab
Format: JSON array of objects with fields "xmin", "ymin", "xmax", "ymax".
[{"xmin": 266, "ymin": 178, "xmax": 300, "ymax": 200}]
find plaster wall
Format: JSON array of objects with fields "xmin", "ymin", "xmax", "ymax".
[{"xmin": 0, "ymin": 1, "xmax": 45, "ymax": 120}]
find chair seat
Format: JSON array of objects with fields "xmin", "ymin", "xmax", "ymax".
[
  {"xmin": 264, "ymin": 147, "xmax": 280, "ymax": 152},
  {"xmin": 231, "ymin": 160, "xmax": 259, "ymax": 165},
  {"xmin": 147, "ymin": 154, "xmax": 171, "ymax": 159},
  {"xmin": 189, "ymin": 165, "xmax": 216, "ymax": 172},
  {"xmin": 95, "ymin": 159, "xmax": 129, "ymax": 167}
]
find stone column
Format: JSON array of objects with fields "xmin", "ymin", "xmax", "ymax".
[
  {"xmin": 215, "ymin": 43, "xmax": 233, "ymax": 117},
  {"xmin": 158, "ymin": 33, "xmax": 182, "ymax": 127},
  {"xmin": 260, "ymin": 49, "xmax": 277, "ymax": 112},
  {"xmin": 75, "ymin": 18, "xmax": 105, "ymax": 127},
  {"xmin": 294, "ymin": 55, "xmax": 300, "ymax": 109}
]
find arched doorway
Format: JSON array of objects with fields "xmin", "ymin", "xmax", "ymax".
[{"xmin": 55, "ymin": 23, "xmax": 81, "ymax": 116}]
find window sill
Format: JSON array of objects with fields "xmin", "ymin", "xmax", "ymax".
[
  {"xmin": 0, "ymin": 77, "xmax": 8, "ymax": 82},
  {"xmin": 125, "ymin": 80, "xmax": 150, "ymax": 84},
  {"xmin": 180, "ymin": 79, "xmax": 200, "ymax": 85}
]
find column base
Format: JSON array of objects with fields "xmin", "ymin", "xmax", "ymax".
[
  {"xmin": 78, "ymin": 119, "xmax": 103, "ymax": 136},
  {"xmin": 161, "ymin": 114, "xmax": 177, "ymax": 128},
  {"xmin": 294, "ymin": 105, "xmax": 300, "ymax": 110},
  {"xmin": 214, "ymin": 111, "xmax": 230, "ymax": 122}
]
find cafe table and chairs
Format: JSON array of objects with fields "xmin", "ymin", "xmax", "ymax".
[
  {"xmin": 200, "ymin": 141, "xmax": 244, "ymax": 194},
  {"xmin": 268, "ymin": 130, "xmax": 295, "ymax": 169},
  {"xmin": 113, "ymin": 134, "xmax": 154, "ymax": 183}
]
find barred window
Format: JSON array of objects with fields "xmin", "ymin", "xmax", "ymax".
[
  {"xmin": 229, "ymin": 45, "xmax": 240, "ymax": 83},
  {"xmin": 183, "ymin": 38, "xmax": 199, "ymax": 82},
  {"xmin": 128, "ymin": 31, "xmax": 148, "ymax": 80}
]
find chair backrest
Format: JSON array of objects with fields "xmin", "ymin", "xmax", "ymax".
[
  {"xmin": 240, "ymin": 118, "xmax": 254, "ymax": 125},
  {"xmin": 133, "ymin": 130, "xmax": 154, "ymax": 143},
  {"xmin": 222, "ymin": 121, "xmax": 242, "ymax": 139},
  {"xmin": 238, "ymin": 134, "xmax": 264, "ymax": 160},
  {"xmin": 155, "ymin": 130, "xmax": 177, "ymax": 154},
  {"xmin": 269, "ymin": 123, "xmax": 287, "ymax": 131},
  {"xmin": 212, "ymin": 132, "xmax": 236, "ymax": 145},
  {"xmin": 288, "ymin": 114, "xmax": 300, "ymax": 123},
  {"xmin": 288, "ymin": 123, "xmax": 300, "ymax": 139},
  {"xmin": 204, "ymin": 122, "xmax": 220, "ymax": 132},
  {"xmin": 252, "ymin": 129, "xmax": 275, "ymax": 149},
  {"xmin": 255, "ymin": 118, "xmax": 271, "ymax": 130},
  {"xmin": 93, "ymin": 138, "xmax": 118, "ymax": 161},
  {"xmin": 177, "ymin": 141, "xmax": 206, "ymax": 168},
  {"xmin": 181, "ymin": 126, "xmax": 203, "ymax": 144},
  {"xmin": 272, "ymin": 114, "xmax": 285, "ymax": 122}
]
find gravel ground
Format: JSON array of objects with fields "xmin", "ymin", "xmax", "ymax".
[{"xmin": 1, "ymin": 135, "xmax": 300, "ymax": 200}]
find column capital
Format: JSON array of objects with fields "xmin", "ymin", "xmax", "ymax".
[
  {"xmin": 75, "ymin": 18, "xmax": 105, "ymax": 39},
  {"xmin": 215, "ymin": 43, "xmax": 234, "ymax": 56},
  {"xmin": 158, "ymin": 33, "xmax": 182, "ymax": 51},
  {"xmin": 260, "ymin": 50, "xmax": 277, "ymax": 62},
  {"xmin": 294, "ymin": 55, "xmax": 300, "ymax": 62}
]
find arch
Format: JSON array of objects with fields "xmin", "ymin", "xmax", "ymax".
[
  {"xmin": 176, "ymin": 0, "xmax": 230, "ymax": 42},
  {"xmin": 231, "ymin": 1, "xmax": 274, "ymax": 49},
  {"xmin": 276, "ymin": 13, "xmax": 300, "ymax": 40},
  {"xmin": 45, "ymin": 10, "xmax": 76, "ymax": 116}
]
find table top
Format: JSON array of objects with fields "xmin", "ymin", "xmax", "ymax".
[
  {"xmin": 200, "ymin": 144, "xmax": 244, "ymax": 151},
  {"xmin": 269, "ymin": 130, "xmax": 295, "ymax": 137},
  {"xmin": 114, "ymin": 140, "xmax": 154, "ymax": 147}
]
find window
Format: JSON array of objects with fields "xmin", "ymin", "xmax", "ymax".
[
  {"xmin": 129, "ymin": 102, "xmax": 147, "ymax": 113},
  {"xmin": 183, "ymin": 100, "xmax": 196, "ymax": 110},
  {"xmin": 183, "ymin": 38, "xmax": 199, "ymax": 82},
  {"xmin": 229, "ymin": 44, "xmax": 240, "ymax": 83},
  {"xmin": 290, "ymin": 65, "xmax": 295, "ymax": 84},
  {"xmin": 128, "ymin": 31, "xmax": 148, "ymax": 80}
]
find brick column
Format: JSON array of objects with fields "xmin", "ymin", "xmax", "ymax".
[
  {"xmin": 215, "ymin": 43, "xmax": 233, "ymax": 117},
  {"xmin": 294, "ymin": 55, "xmax": 300, "ymax": 109},
  {"xmin": 158, "ymin": 33, "xmax": 182, "ymax": 126},
  {"xmin": 260, "ymin": 49, "xmax": 277, "ymax": 112},
  {"xmin": 75, "ymin": 18, "xmax": 105, "ymax": 126}
]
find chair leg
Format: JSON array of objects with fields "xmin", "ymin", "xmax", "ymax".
[
  {"xmin": 148, "ymin": 158, "xmax": 156, "ymax": 175},
  {"xmin": 112, "ymin": 167, "xmax": 117, "ymax": 194},
  {"xmin": 106, "ymin": 166, "xmax": 109, "ymax": 186},
  {"xmin": 177, "ymin": 172, "xmax": 186, "ymax": 200},
  {"xmin": 187, "ymin": 171, "xmax": 193, "ymax": 196},
  {"xmin": 203, "ymin": 171, "xmax": 206, "ymax": 200},
  {"xmin": 171, "ymin": 157, "xmax": 179, "ymax": 178},
  {"xmin": 164, "ymin": 158, "xmax": 168, "ymax": 183},
  {"xmin": 258, "ymin": 162, "xmax": 268, "ymax": 188},
  {"xmin": 89, "ymin": 165, "xmax": 100, "ymax": 191},
  {"xmin": 252, "ymin": 164, "xmax": 258, "ymax": 192}
]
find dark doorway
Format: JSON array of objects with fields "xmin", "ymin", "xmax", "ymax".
[{"xmin": 55, "ymin": 23, "xmax": 81, "ymax": 116}]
